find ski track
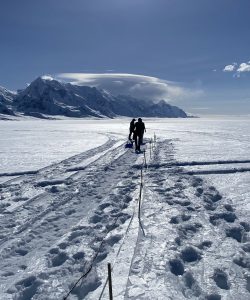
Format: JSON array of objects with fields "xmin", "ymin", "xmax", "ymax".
[
  {"xmin": 125, "ymin": 140, "xmax": 250, "ymax": 300},
  {"xmin": 0, "ymin": 137, "xmax": 249, "ymax": 299},
  {"xmin": 0, "ymin": 136, "xmax": 143, "ymax": 299}
]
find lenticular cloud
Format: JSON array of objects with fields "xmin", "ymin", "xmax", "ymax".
[{"xmin": 57, "ymin": 73, "xmax": 202, "ymax": 102}]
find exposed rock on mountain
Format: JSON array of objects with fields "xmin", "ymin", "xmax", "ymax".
[{"xmin": 0, "ymin": 86, "xmax": 15, "ymax": 115}]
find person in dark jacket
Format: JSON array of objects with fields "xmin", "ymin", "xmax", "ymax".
[
  {"xmin": 129, "ymin": 118, "xmax": 136, "ymax": 141},
  {"xmin": 134, "ymin": 118, "xmax": 146, "ymax": 151}
]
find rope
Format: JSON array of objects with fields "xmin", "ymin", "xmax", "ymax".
[
  {"xmin": 63, "ymin": 195, "xmax": 135, "ymax": 300},
  {"xmin": 63, "ymin": 135, "xmax": 157, "ymax": 300},
  {"xmin": 99, "ymin": 136, "xmax": 157, "ymax": 298},
  {"xmin": 98, "ymin": 210, "xmax": 136, "ymax": 299}
]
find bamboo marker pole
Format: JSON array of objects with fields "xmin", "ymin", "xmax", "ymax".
[
  {"xmin": 149, "ymin": 139, "xmax": 152, "ymax": 159},
  {"xmin": 108, "ymin": 263, "xmax": 113, "ymax": 300},
  {"xmin": 143, "ymin": 149, "xmax": 147, "ymax": 167}
]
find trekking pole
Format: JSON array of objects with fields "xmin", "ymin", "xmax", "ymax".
[{"xmin": 108, "ymin": 263, "xmax": 113, "ymax": 300}]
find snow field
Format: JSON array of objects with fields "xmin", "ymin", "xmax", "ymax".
[
  {"xmin": 0, "ymin": 133, "xmax": 147, "ymax": 299},
  {"xmin": 0, "ymin": 117, "xmax": 249, "ymax": 299},
  {"xmin": 125, "ymin": 140, "xmax": 250, "ymax": 299}
]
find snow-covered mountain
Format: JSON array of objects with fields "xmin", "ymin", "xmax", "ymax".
[
  {"xmin": 1, "ymin": 77, "xmax": 188, "ymax": 118},
  {"xmin": 0, "ymin": 86, "xmax": 15, "ymax": 115}
]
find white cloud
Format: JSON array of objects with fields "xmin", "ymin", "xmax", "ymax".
[
  {"xmin": 41, "ymin": 75, "xmax": 54, "ymax": 81},
  {"xmin": 223, "ymin": 60, "xmax": 250, "ymax": 75},
  {"xmin": 56, "ymin": 73, "xmax": 203, "ymax": 102},
  {"xmin": 223, "ymin": 64, "xmax": 237, "ymax": 72},
  {"xmin": 237, "ymin": 62, "xmax": 250, "ymax": 73}
]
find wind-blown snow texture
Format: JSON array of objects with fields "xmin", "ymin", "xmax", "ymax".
[
  {"xmin": 0, "ymin": 77, "xmax": 187, "ymax": 119},
  {"xmin": 0, "ymin": 118, "xmax": 249, "ymax": 299}
]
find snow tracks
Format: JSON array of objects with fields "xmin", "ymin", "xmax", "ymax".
[
  {"xmin": 0, "ymin": 137, "xmax": 143, "ymax": 300},
  {"xmin": 125, "ymin": 140, "xmax": 250, "ymax": 300},
  {"xmin": 0, "ymin": 137, "xmax": 249, "ymax": 300}
]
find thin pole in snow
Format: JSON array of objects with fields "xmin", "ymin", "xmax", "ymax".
[
  {"xmin": 149, "ymin": 139, "xmax": 152, "ymax": 159},
  {"xmin": 108, "ymin": 263, "xmax": 113, "ymax": 300},
  {"xmin": 138, "ymin": 167, "xmax": 145, "ymax": 236},
  {"xmin": 143, "ymin": 149, "xmax": 147, "ymax": 168},
  {"xmin": 138, "ymin": 168, "xmax": 143, "ymax": 218}
]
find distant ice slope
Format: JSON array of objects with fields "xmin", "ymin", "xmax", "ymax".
[{"xmin": 0, "ymin": 77, "xmax": 187, "ymax": 118}]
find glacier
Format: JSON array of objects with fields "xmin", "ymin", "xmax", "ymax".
[{"xmin": 0, "ymin": 117, "xmax": 249, "ymax": 299}]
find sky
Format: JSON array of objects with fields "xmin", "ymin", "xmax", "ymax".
[{"xmin": 0, "ymin": 0, "xmax": 250, "ymax": 115}]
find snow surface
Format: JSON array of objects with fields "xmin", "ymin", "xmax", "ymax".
[{"xmin": 0, "ymin": 117, "xmax": 249, "ymax": 299}]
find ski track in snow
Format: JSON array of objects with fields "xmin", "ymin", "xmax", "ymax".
[
  {"xmin": 0, "ymin": 137, "xmax": 249, "ymax": 299},
  {"xmin": 125, "ymin": 140, "xmax": 250, "ymax": 300},
  {"xmin": 0, "ymin": 135, "xmax": 143, "ymax": 299}
]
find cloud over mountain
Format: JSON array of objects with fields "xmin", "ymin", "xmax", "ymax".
[{"xmin": 57, "ymin": 73, "xmax": 202, "ymax": 103}]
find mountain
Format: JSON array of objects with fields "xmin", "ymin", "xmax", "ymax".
[
  {"xmin": 0, "ymin": 86, "xmax": 15, "ymax": 115},
  {"xmin": 1, "ymin": 77, "xmax": 188, "ymax": 118},
  {"xmin": 13, "ymin": 77, "xmax": 102, "ymax": 118}
]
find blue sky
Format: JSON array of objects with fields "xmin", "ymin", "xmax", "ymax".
[{"xmin": 0, "ymin": 0, "xmax": 250, "ymax": 115}]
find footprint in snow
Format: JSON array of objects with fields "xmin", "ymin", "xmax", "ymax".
[
  {"xmin": 205, "ymin": 294, "xmax": 221, "ymax": 300},
  {"xmin": 204, "ymin": 192, "xmax": 222, "ymax": 203},
  {"xmin": 197, "ymin": 240, "xmax": 212, "ymax": 250},
  {"xmin": 174, "ymin": 200, "xmax": 192, "ymax": 207},
  {"xmin": 98, "ymin": 202, "xmax": 111, "ymax": 210},
  {"xmin": 209, "ymin": 211, "xmax": 237, "ymax": 225},
  {"xmin": 246, "ymin": 276, "xmax": 250, "ymax": 292},
  {"xmin": 225, "ymin": 226, "xmax": 246, "ymax": 243},
  {"xmin": 178, "ymin": 223, "xmax": 202, "ymax": 239},
  {"xmin": 105, "ymin": 233, "xmax": 122, "ymax": 247},
  {"xmin": 180, "ymin": 246, "xmax": 202, "ymax": 263},
  {"xmin": 195, "ymin": 187, "xmax": 204, "ymax": 196},
  {"xmin": 233, "ymin": 253, "xmax": 250, "ymax": 269},
  {"xmin": 73, "ymin": 251, "xmax": 85, "ymax": 261},
  {"xmin": 224, "ymin": 204, "xmax": 234, "ymax": 212},
  {"xmin": 191, "ymin": 177, "xmax": 203, "ymax": 187},
  {"xmin": 242, "ymin": 242, "xmax": 250, "ymax": 253},
  {"xmin": 169, "ymin": 258, "xmax": 185, "ymax": 276},
  {"xmin": 49, "ymin": 251, "xmax": 68, "ymax": 267},
  {"xmin": 182, "ymin": 272, "xmax": 202, "ymax": 297},
  {"xmin": 2, "ymin": 271, "xmax": 14, "ymax": 277},
  {"xmin": 15, "ymin": 248, "xmax": 28, "ymax": 256},
  {"xmin": 213, "ymin": 269, "xmax": 230, "ymax": 290},
  {"xmin": 58, "ymin": 242, "xmax": 69, "ymax": 250},
  {"xmin": 9, "ymin": 275, "xmax": 42, "ymax": 299},
  {"xmin": 169, "ymin": 214, "xmax": 191, "ymax": 224},
  {"xmin": 64, "ymin": 208, "xmax": 76, "ymax": 216},
  {"xmin": 240, "ymin": 221, "xmax": 250, "ymax": 232},
  {"xmin": 68, "ymin": 229, "xmax": 86, "ymax": 241}
]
